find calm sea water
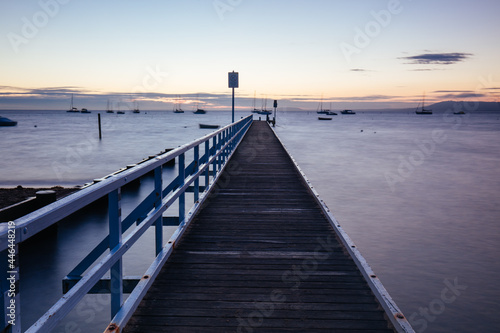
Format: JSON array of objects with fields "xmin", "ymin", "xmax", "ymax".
[{"xmin": 1, "ymin": 110, "xmax": 499, "ymax": 332}]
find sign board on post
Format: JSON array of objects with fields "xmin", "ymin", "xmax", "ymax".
[{"xmin": 228, "ymin": 71, "xmax": 239, "ymax": 88}]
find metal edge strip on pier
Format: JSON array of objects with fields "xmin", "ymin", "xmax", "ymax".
[{"xmin": 270, "ymin": 124, "xmax": 414, "ymax": 333}]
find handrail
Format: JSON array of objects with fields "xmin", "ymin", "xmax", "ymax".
[{"xmin": 0, "ymin": 115, "xmax": 253, "ymax": 333}]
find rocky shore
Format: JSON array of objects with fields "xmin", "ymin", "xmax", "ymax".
[{"xmin": 0, "ymin": 186, "xmax": 78, "ymax": 210}]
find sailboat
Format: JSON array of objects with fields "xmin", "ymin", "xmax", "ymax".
[
  {"xmin": 252, "ymin": 91, "xmax": 260, "ymax": 113},
  {"xmin": 133, "ymin": 101, "xmax": 140, "ymax": 113},
  {"xmin": 258, "ymin": 97, "xmax": 272, "ymax": 115},
  {"xmin": 106, "ymin": 100, "xmax": 114, "ymax": 113},
  {"xmin": 326, "ymin": 103, "xmax": 337, "ymax": 116},
  {"xmin": 415, "ymin": 94, "xmax": 432, "ymax": 115},
  {"xmin": 193, "ymin": 95, "xmax": 206, "ymax": 114},
  {"xmin": 173, "ymin": 96, "xmax": 184, "ymax": 113},
  {"xmin": 316, "ymin": 95, "xmax": 330, "ymax": 114},
  {"xmin": 117, "ymin": 101, "xmax": 125, "ymax": 114},
  {"xmin": 66, "ymin": 94, "xmax": 79, "ymax": 112}
]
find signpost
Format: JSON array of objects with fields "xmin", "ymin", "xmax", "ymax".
[
  {"xmin": 228, "ymin": 71, "xmax": 239, "ymax": 123},
  {"xmin": 273, "ymin": 100, "xmax": 277, "ymax": 127}
]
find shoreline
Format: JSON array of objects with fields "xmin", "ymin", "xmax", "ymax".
[{"xmin": 0, "ymin": 186, "xmax": 79, "ymax": 210}]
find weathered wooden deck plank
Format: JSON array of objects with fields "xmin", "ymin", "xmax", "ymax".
[{"xmin": 123, "ymin": 121, "xmax": 396, "ymax": 332}]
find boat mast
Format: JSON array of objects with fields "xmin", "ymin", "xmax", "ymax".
[{"xmin": 253, "ymin": 91, "xmax": 256, "ymax": 111}]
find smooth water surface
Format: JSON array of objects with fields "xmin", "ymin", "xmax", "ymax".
[
  {"xmin": 1, "ymin": 110, "xmax": 499, "ymax": 332},
  {"xmin": 275, "ymin": 111, "xmax": 500, "ymax": 333}
]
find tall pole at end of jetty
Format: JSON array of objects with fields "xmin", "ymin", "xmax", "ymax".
[
  {"xmin": 232, "ymin": 87, "xmax": 235, "ymax": 123},
  {"xmin": 228, "ymin": 71, "xmax": 239, "ymax": 123}
]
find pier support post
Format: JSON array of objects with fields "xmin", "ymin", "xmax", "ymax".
[{"xmin": 36, "ymin": 190, "xmax": 56, "ymax": 207}]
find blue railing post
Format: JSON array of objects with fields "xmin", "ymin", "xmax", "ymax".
[
  {"xmin": 178, "ymin": 153, "xmax": 185, "ymax": 225},
  {"xmin": 108, "ymin": 188, "xmax": 123, "ymax": 318},
  {"xmin": 217, "ymin": 132, "xmax": 222, "ymax": 171},
  {"xmin": 231, "ymin": 125, "xmax": 235, "ymax": 151},
  {"xmin": 205, "ymin": 141, "xmax": 210, "ymax": 189},
  {"xmin": 154, "ymin": 166, "xmax": 163, "ymax": 255},
  {"xmin": 223, "ymin": 129, "xmax": 228, "ymax": 164},
  {"xmin": 194, "ymin": 145, "xmax": 200, "ymax": 203},
  {"xmin": 212, "ymin": 136, "xmax": 217, "ymax": 178}
]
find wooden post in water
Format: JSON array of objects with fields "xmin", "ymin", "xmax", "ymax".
[{"xmin": 98, "ymin": 113, "xmax": 102, "ymax": 140}]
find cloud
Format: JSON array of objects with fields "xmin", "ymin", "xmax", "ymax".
[
  {"xmin": 410, "ymin": 68, "xmax": 445, "ymax": 72},
  {"xmin": 436, "ymin": 90, "xmax": 486, "ymax": 99},
  {"xmin": 338, "ymin": 95, "xmax": 400, "ymax": 101},
  {"xmin": 434, "ymin": 90, "xmax": 474, "ymax": 93},
  {"xmin": 350, "ymin": 68, "xmax": 370, "ymax": 72},
  {"xmin": 400, "ymin": 52, "xmax": 473, "ymax": 65}
]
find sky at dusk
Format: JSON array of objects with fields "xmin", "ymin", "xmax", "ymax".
[{"xmin": 1, "ymin": 0, "xmax": 499, "ymax": 110}]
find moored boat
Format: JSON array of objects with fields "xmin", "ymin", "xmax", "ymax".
[
  {"xmin": 66, "ymin": 94, "xmax": 79, "ymax": 112},
  {"xmin": 340, "ymin": 109, "xmax": 356, "ymax": 115},
  {"xmin": 193, "ymin": 95, "xmax": 206, "ymax": 114},
  {"xmin": 106, "ymin": 100, "xmax": 114, "ymax": 113},
  {"xmin": 316, "ymin": 94, "xmax": 330, "ymax": 114},
  {"xmin": 199, "ymin": 124, "xmax": 219, "ymax": 129},
  {"xmin": 173, "ymin": 96, "xmax": 184, "ymax": 113},
  {"xmin": 258, "ymin": 97, "xmax": 272, "ymax": 114},
  {"xmin": 251, "ymin": 91, "xmax": 260, "ymax": 113},
  {"xmin": 415, "ymin": 94, "xmax": 432, "ymax": 115},
  {"xmin": 0, "ymin": 116, "xmax": 17, "ymax": 126}
]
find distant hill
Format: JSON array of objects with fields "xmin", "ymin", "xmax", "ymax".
[{"xmin": 427, "ymin": 101, "xmax": 500, "ymax": 113}]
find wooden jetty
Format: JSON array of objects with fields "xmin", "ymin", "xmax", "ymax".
[{"xmin": 121, "ymin": 121, "xmax": 411, "ymax": 332}]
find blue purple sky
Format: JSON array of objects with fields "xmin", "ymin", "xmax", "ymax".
[{"xmin": 1, "ymin": 0, "xmax": 499, "ymax": 110}]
